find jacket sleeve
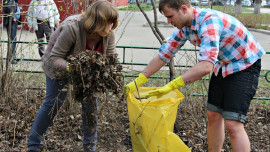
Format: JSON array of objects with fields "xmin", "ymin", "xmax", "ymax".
[
  {"xmin": 51, "ymin": 0, "xmax": 60, "ymax": 23},
  {"xmin": 106, "ymin": 31, "xmax": 117, "ymax": 54},
  {"xmin": 49, "ymin": 24, "xmax": 75, "ymax": 70},
  {"xmin": 13, "ymin": 4, "xmax": 20, "ymax": 20},
  {"xmin": 27, "ymin": 0, "xmax": 34, "ymax": 28}
]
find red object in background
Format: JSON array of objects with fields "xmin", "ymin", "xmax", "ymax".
[
  {"xmin": 111, "ymin": 0, "xmax": 128, "ymax": 6},
  {"xmin": 0, "ymin": 0, "xmax": 128, "ymax": 30}
]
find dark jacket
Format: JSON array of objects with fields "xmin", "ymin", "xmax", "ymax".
[{"xmin": 3, "ymin": 0, "xmax": 21, "ymax": 26}]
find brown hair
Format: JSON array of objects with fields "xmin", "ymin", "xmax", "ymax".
[
  {"xmin": 159, "ymin": 0, "xmax": 191, "ymax": 13},
  {"xmin": 81, "ymin": 0, "xmax": 119, "ymax": 35}
]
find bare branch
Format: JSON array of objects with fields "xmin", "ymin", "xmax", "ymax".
[
  {"xmin": 150, "ymin": 0, "xmax": 165, "ymax": 41},
  {"xmin": 135, "ymin": 0, "xmax": 163, "ymax": 44}
]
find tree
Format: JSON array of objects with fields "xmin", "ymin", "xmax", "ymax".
[
  {"xmin": 135, "ymin": 0, "xmax": 175, "ymax": 81},
  {"xmin": 235, "ymin": 0, "xmax": 242, "ymax": 14},
  {"xmin": 254, "ymin": 0, "xmax": 262, "ymax": 14}
]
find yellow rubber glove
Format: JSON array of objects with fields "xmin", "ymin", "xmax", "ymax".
[
  {"xmin": 147, "ymin": 76, "xmax": 185, "ymax": 97},
  {"xmin": 124, "ymin": 73, "xmax": 148, "ymax": 94},
  {"xmin": 67, "ymin": 63, "xmax": 70, "ymax": 72}
]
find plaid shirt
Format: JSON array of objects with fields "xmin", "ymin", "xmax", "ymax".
[{"xmin": 159, "ymin": 7, "xmax": 265, "ymax": 77}]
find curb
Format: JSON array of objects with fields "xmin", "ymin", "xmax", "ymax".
[
  {"xmin": 142, "ymin": 21, "xmax": 173, "ymax": 28},
  {"xmin": 248, "ymin": 28, "xmax": 270, "ymax": 35},
  {"xmin": 140, "ymin": 24, "xmax": 270, "ymax": 35}
]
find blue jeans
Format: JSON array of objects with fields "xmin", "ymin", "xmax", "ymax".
[
  {"xmin": 6, "ymin": 21, "xmax": 18, "ymax": 58},
  {"xmin": 28, "ymin": 75, "xmax": 97, "ymax": 151}
]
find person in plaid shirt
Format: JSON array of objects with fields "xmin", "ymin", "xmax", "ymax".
[{"xmin": 125, "ymin": 0, "xmax": 265, "ymax": 151}]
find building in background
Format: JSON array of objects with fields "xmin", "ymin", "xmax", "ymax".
[{"xmin": 0, "ymin": 0, "xmax": 128, "ymax": 30}]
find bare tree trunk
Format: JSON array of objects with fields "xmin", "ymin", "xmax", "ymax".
[
  {"xmin": 235, "ymin": 0, "xmax": 242, "ymax": 14},
  {"xmin": 136, "ymin": 0, "xmax": 175, "ymax": 81},
  {"xmin": 1, "ymin": 0, "xmax": 14, "ymax": 94},
  {"xmin": 254, "ymin": 0, "xmax": 262, "ymax": 14}
]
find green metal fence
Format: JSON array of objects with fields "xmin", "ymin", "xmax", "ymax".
[
  {"xmin": 1, "ymin": 40, "xmax": 270, "ymax": 100},
  {"xmin": 1, "ymin": 40, "xmax": 269, "ymax": 82}
]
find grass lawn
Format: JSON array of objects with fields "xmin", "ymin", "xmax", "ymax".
[{"xmin": 119, "ymin": 4, "xmax": 270, "ymax": 30}]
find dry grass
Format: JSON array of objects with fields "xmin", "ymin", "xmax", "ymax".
[{"xmin": 0, "ymin": 71, "xmax": 269, "ymax": 151}]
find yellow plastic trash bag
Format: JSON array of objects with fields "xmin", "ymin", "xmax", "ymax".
[{"xmin": 127, "ymin": 87, "xmax": 190, "ymax": 152}]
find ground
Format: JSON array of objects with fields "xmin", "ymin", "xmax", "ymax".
[{"xmin": 0, "ymin": 75, "xmax": 269, "ymax": 151}]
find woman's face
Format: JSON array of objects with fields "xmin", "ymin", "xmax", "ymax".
[{"xmin": 98, "ymin": 23, "xmax": 114, "ymax": 37}]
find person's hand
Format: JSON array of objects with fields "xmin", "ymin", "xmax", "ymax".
[
  {"xmin": 124, "ymin": 73, "xmax": 148, "ymax": 94},
  {"xmin": 29, "ymin": 27, "xmax": 34, "ymax": 33},
  {"xmin": 147, "ymin": 76, "xmax": 185, "ymax": 97},
  {"xmin": 55, "ymin": 22, "xmax": 60, "ymax": 28}
]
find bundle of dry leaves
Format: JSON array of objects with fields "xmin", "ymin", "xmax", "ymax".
[
  {"xmin": 66, "ymin": 51, "xmax": 123, "ymax": 126},
  {"xmin": 67, "ymin": 51, "xmax": 123, "ymax": 101}
]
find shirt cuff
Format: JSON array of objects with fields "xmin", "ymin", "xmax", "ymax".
[{"xmin": 158, "ymin": 53, "xmax": 171, "ymax": 63}]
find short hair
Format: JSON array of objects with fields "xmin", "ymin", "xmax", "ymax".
[
  {"xmin": 159, "ymin": 0, "xmax": 191, "ymax": 13},
  {"xmin": 81, "ymin": 0, "xmax": 119, "ymax": 35}
]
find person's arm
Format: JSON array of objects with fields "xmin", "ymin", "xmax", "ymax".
[
  {"xmin": 142, "ymin": 54, "xmax": 166, "ymax": 78},
  {"xmin": 124, "ymin": 29, "xmax": 187, "ymax": 94},
  {"xmin": 142, "ymin": 28, "xmax": 187, "ymax": 78},
  {"xmin": 27, "ymin": 1, "xmax": 34, "ymax": 31},
  {"xmin": 181, "ymin": 60, "xmax": 213, "ymax": 85},
  {"xmin": 147, "ymin": 15, "xmax": 222, "ymax": 97},
  {"xmin": 50, "ymin": 24, "xmax": 75, "ymax": 71},
  {"xmin": 54, "ymin": 22, "xmax": 60, "ymax": 28},
  {"xmin": 147, "ymin": 60, "xmax": 213, "ymax": 97},
  {"xmin": 106, "ymin": 31, "xmax": 116, "ymax": 54},
  {"xmin": 13, "ymin": 4, "xmax": 20, "ymax": 21},
  {"xmin": 180, "ymin": 14, "xmax": 222, "ymax": 84},
  {"xmin": 124, "ymin": 55, "xmax": 166, "ymax": 94},
  {"xmin": 51, "ymin": 0, "xmax": 60, "ymax": 25}
]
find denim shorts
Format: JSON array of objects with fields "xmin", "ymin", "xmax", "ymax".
[{"xmin": 207, "ymin": 59, "xmax": 261, "ymax": 123}]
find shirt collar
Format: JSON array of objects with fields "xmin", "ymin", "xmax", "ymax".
[{"xmin": 190, "ymin": 6, "xmax": 201, "ymax": 31}]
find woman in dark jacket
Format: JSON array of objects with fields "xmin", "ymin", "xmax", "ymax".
[{"xmin": 27, "ymin": 1, "xmax": 119, "ymax": 151}]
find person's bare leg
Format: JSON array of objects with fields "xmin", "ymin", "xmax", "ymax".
[
  {"xmin": 225, "ymin": 119, "xmax": 250, "ymax": 152},
  {"xmin": 207, "ymin": 111, "xmax": 225, "ymax": 152}
]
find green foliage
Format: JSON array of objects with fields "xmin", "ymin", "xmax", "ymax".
[
  {"xmin": 119, "ymin": 4, "xmax": 270, "ymax": 30},
  {"xmin": 201, "ymin": 6, "xmax": 270, "ymax": 30},
  {"xmin": 235, "ymin": 14, "xmax": 270, "ymax": 30},
  {"xmin": 241, "ymin": 7, "xmax": 254, "ymax": 13},
  {"xmin": 59, "ymin": 6, "xmax": 63, "ymax": 11},
  {"xmin": 118, "ymin": 4, "xmax": 153, "ymax": 11},
  {"xmin": 202, "ymin": 6, "xmax": 253, "ymax": 14}
]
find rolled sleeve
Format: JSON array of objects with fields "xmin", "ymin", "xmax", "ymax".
[
  {"xmin": 198, "ymin": 16, "xmax": 222, "ymax": 63},
  {"xmin": 27, "ymin": 1, "xmax": 34, "ymax": 28},
  {"xmin": 158, "ymin": 44, "xmax": 172, "ymax": 63},
  {"xmin": 14, "ymin": 6, "xmax": 20, "ymax": 20},
  {"xmin": 52, "ymin": 1, "xmax": 60, "ymax": 23},
  {"xmin": 158, "ymin": 29, "xmax": 187, "ymax": 63}
]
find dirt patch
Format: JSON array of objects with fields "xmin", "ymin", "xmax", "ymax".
[
  {"xmin": 0, "ymin": 72, "xmax": 269, "ymax": 151},
  {"xmin": 0, "ymin": 88, "xmax": 269, "ymax": 151}
]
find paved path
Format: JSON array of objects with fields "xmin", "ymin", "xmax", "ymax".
[
  {"xmin": 1, "ymin": 10, "xmax": 269, "ymax": 72},
  {"xmin": 114, "ymin": 11, "xmax": 270, "ymax": 71},
  {"xmin": 247, "ymin": 7, "xmax": 270, "ymax": 14}
]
